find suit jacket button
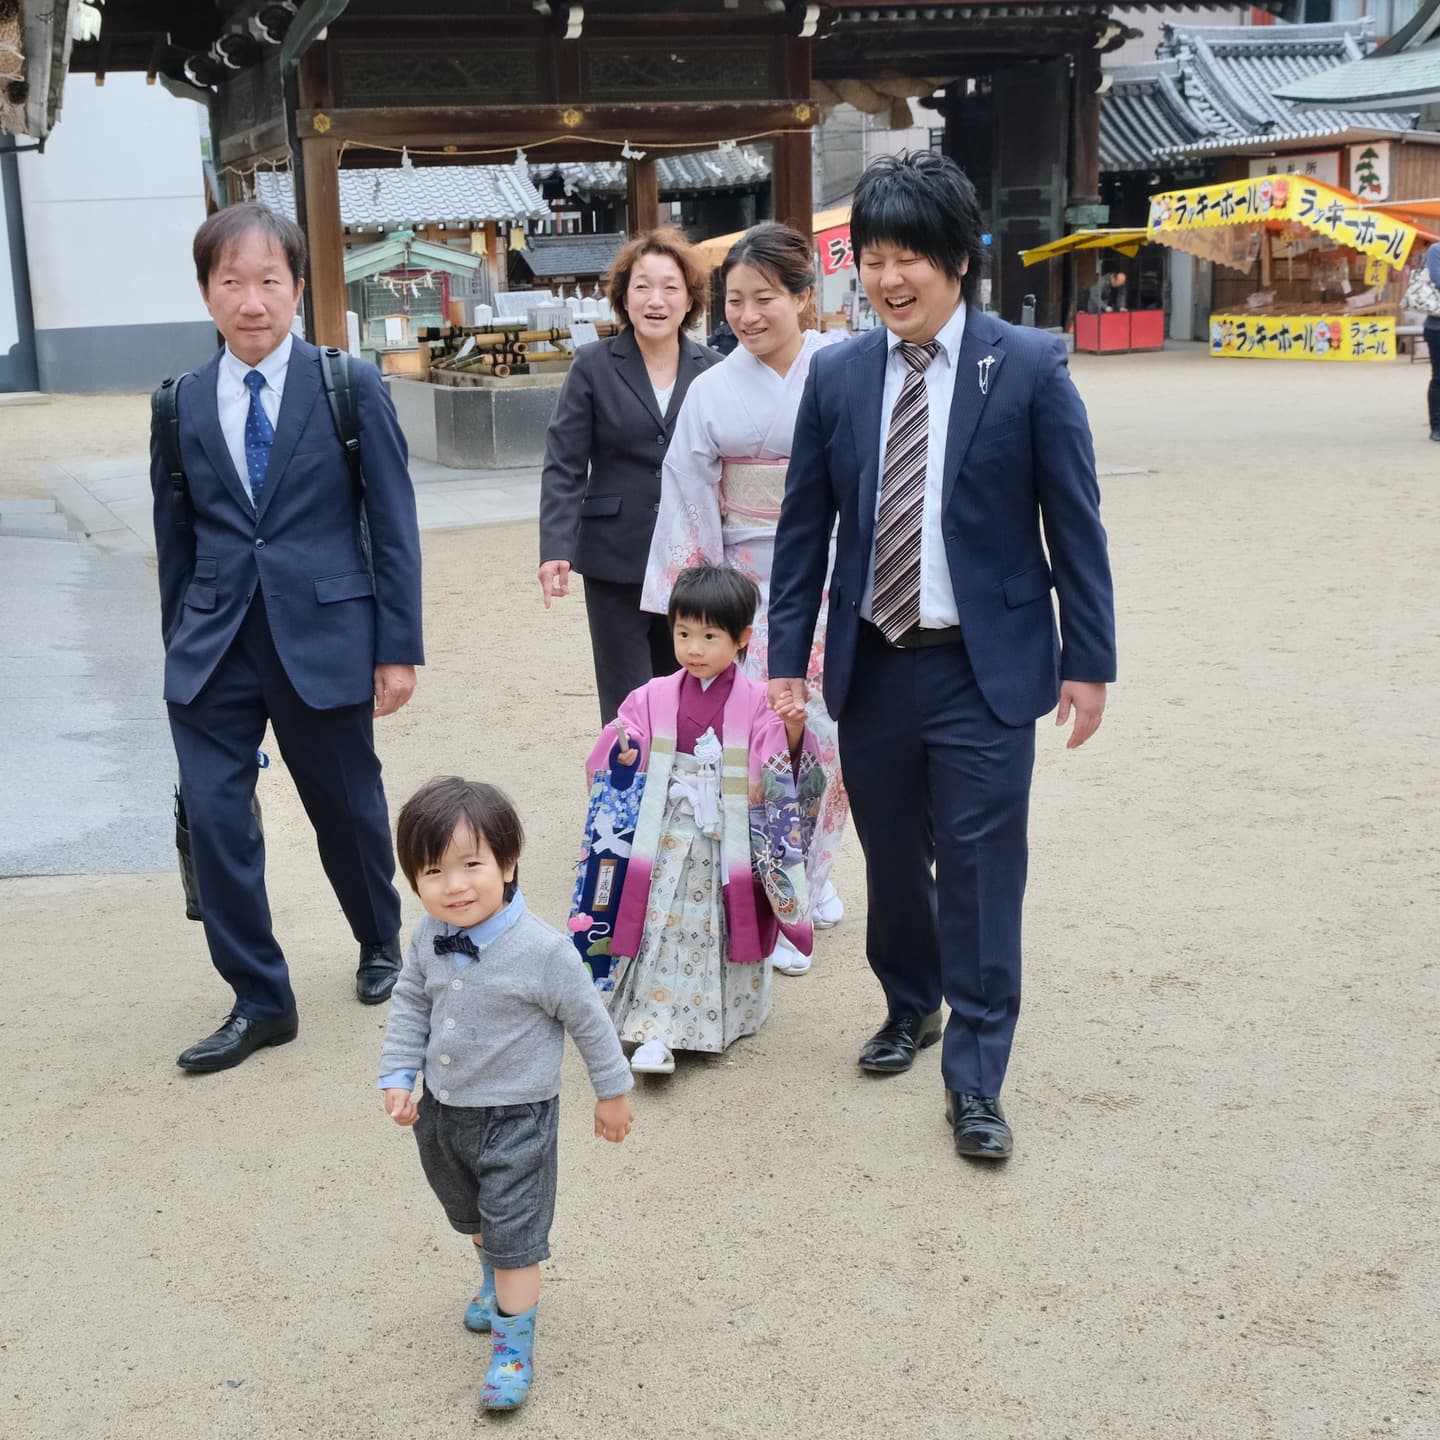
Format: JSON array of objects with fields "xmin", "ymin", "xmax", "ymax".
[
  {"xmin": 656, "ymin": 435, "xmax": 665, "ymax": 444},
  {"xmin": 254, "ymin": 538, "xmax": 266, "ymax": 548}
]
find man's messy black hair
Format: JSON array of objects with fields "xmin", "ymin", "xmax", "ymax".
[{"xmin": 849, "ymin": 150, "xmax": 987, "ymax": 305}]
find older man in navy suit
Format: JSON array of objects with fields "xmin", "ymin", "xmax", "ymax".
[
  {"xmin": 152, "ymin": 204, "xmax": 423, "ymax": 1074},
  {"xmin": 767, "ymin": 153, "xmax": 1116, "ymax": 1159}
]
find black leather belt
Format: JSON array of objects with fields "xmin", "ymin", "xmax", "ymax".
[{"xmin": 863, "ymin": 619, "xmax": 966, "ymax": 650}]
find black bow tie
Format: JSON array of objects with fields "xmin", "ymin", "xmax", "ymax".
[{"xmin": 434, "ymin": 932, "xmax": 480, "ymax": 959}]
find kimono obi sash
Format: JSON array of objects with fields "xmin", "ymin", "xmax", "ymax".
[{"xmin": 719, "ymin": 456, "xmax": 788, "ymax": 524}]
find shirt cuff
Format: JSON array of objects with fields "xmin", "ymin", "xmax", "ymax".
[{"xmin": 378, "ymin": 1070, "xmax": 418, "ymax": 1091}]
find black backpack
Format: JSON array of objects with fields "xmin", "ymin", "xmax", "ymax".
[{"xmin": 150, "ymin": 344, "xmax": 370, "ymax": 568}]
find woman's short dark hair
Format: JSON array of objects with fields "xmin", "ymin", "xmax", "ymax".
[
  {"xmin": 193, "ymin": 202, "xmax": 307, "ymax": 290},
  {"xmin": 606, "ymin": 227, "xmax": 708, "ymax": 331},
  {"xmin": 850, "ymin": 151, "xmax": 986, "ymax": 305},
  {"xmin": 667, "ymin": 564, "xmax": 759, "ymax": 644},
  {"xmin": 395, "ymin": 776, "xmax": 525, "ymax": 902}
]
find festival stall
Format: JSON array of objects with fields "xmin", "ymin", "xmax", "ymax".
[
  {"xmin": 1146, "ymin": 176, "xmax": 1421, "ymax": 361},
  {"xmin": 1018, "ymin": 228, "xmax": 1163, "ymax": 354}
]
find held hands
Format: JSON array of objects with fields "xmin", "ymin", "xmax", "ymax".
[
  {"xmin": 373, "ymin": 664, "xmax": 417, "ymax": 718},
  {"xmin": 538, "ymin": 559, "xmax": 572, "ymax": 609},
  {"xmin": 383, "ymin": 1088, "xmax": 418, "ymax": 1127},
  {"xmin": 767, "ymin": 676, "xmax": 808, "ymax": 722},
  {"xmin": 594, "ymin": 1094, "xmax": 634, "ymax": 1143},
  {"xmin": 1056, "ymin": 681, "xmax": 1106, "ymax": 749}
]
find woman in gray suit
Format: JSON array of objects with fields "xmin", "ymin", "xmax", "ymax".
[{"xmin": 538, "ymin": 228, "xmax": 719, "ymax": 722}]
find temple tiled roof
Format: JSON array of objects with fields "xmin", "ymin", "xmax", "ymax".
[
  {"xmin": 253, "ymin": 163, "xmax": 548, "ymax": 230},
  {"xmin": 532, "ymin": 145, "xmax": 769, "ymax": 200},
  {"xmin": 1102, "ymin": 20, "xmax": 1417, "ymax": 172},
  {"xmin": 510, "ymin": 232, "xmax": 628, "ymax": 279},
  {"xmin": 1275, "ymin": 40, "xmax": 1440, "ymax": 109}
]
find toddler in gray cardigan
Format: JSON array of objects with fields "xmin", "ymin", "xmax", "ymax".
[{"xmin": 379, "ymin": 776, "xmax": 633, "ymax": 1412}]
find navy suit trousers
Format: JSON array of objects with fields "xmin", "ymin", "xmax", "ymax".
[
  {"xmin": 168, "ymin": 594, "xmax": 402, "ymax": 1019},
  {"xmin": 839, "ymin": 622, "xmax": 1035, "ymax": 1097}
]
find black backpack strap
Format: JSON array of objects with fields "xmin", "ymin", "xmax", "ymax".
[
  {"xmin": 318, "ymin": 345, "xmax": 372, "ymax": 574},
  {"xmin": 150, "ymin": 373, "xmax": 191, "ymax": 532}
]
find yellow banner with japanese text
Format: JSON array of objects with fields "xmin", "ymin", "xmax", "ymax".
[
  {"xmin": 1150, "ymin": 178, "xmax": 1416, "ymax": 270},
  {"xmin": 1208, "ymin": 313, "xmax": 1395, "ymax": 361}
]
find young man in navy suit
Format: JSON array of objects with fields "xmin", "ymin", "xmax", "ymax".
[
  {"xmin": 767, "ymin": 153, "xmax": 1116, "ymax": 1159},
  {"xmin": 152, "ymin": 204, "xmax": 424, "ymax": 1073}
]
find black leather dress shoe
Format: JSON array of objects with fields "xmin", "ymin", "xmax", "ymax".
[
  {"xmin": 945, "ymin": 1091, "xmax": 1013, "ymax": 1160},
  {"xmin": 857, "ymin": 1010, "xmax": 943, "ymax": 1074},
  {"xmin": 356, "ymin": 935, "xmax": 403, "ymax": 1004},
  {"xmin": 176, "ymin": 1011, "xmax": 299, "ymax": 1074}
]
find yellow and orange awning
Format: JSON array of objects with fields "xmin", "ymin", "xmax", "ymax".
[{"xmin": 1019, "ymin": 229, "xmax": 1151, "ymax": 267}]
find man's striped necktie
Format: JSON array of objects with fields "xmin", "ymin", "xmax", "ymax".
[{"xmin": 871, "ymin": 339, "xmax": 942, "ymax": 642}]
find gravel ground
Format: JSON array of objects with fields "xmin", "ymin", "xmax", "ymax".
[{"xmin": 1, "ymin": 348, "xmax": 1436, "ymax": 1440}]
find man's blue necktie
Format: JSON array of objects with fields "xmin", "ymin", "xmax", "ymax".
[{"xmin": 243, "ymin": 369, "xmax": 274, "ymax": 508}]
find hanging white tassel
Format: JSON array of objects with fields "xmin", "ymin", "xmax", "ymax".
[{"xmin": 73, "ymin": 3, "xmax": 104, "ymax": 43}]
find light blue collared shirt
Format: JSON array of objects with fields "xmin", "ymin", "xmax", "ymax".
[
  {"xmin": 218, "ymin": 333, "xmax": 292, "ymax": 499},
  {"xmin": 377, "ymin": 892, "xmax": 529, "ymax": 1092}
]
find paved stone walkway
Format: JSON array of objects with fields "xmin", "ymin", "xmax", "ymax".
[{"xmin": 38, "ymin": 454, "xmax": 544, "ymax": 556}]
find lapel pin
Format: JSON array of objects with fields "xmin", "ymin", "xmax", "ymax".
[{"xmin": 978, "ymin": 355, "xmax": 996, "ymax": 396}]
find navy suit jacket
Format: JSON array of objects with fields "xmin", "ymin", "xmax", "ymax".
[
  {"xmin": 768, "ymin": 308, "xmax": 1116, "ymax": 727},
  {"xmin": 150, "ymin": 338, "xmax": 424, "ymax": 710}
]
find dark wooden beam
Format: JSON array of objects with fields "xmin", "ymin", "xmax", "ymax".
[
  {"xmin": 301, "ymin": 136, "xmax": 347, "ymax": 348},
  {"xmin": 1069, "ymin": 46, "xmax": 1102, "ymax": 210},
  {"xmin": 626, "ymin": 158, "xmax": 660, "ymax": 235},
  {"xmin": 816, "ymin": 18, "xmax": 1101, "ymax": 77},
  {"xmin": 772, "ymin": 131, "xmax": 813, "ymax": 236},
  {"xmin": 296, "ymin": 102, "xmax": 817, "ymax": 149}
]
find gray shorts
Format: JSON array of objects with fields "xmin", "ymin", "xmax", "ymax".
[{"xmin": 413, "ymin": 1092, "xmax": 560, "ymax": 1269}]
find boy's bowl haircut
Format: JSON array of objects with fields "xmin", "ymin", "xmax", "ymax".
[
  {"xmin": 666, "ymin": 564, "xmax": 760, "ymax": 645},
  {"xmin": 396, "ymin": 776, "xmax": 525, "ymax": 899}
]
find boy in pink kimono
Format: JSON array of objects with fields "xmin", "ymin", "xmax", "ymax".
[{"xmin": 584, "ymin": 564, "xmax": 826, "ymax": 1074}]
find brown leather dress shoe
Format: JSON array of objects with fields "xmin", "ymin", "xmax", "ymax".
[
  {"xmin": 857, "ymin": 1010, "xmax": 943, "ymax": 1074},
  {"xmin": 945, "ymin": 1091, "xmax": 1013, "ymax": 1160}
]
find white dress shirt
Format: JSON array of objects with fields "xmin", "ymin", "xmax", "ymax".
[
  {"xmin": 861, "ymin": 301, "xmax": 967, "ymax": 629},
  {"xmin": 217, "ymin": 334, "xmax": 292, "ymax": 500}
]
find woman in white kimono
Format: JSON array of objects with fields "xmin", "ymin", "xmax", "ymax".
[{"xmin": 640, "ymin": 222, "xmax": 849, "ymax": 976}]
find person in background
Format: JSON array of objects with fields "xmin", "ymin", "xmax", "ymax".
[
  {"xmin": 1423, "ymin": 241, "xmax": 1440, "ymax": 441},
  {"xmin": 707, "ymin": 317, "xmax": 740, "ymax": 356},
  {"xmin": 152, "ymin": 203, "xmax": 423, "ymax": 1075},
  {"xmin": 1089, "ymin": 268, "xmax": 1128, "ymax": 313},
  {"xmin": 537, "ymin": 228, "xmax": 719, "ymax": 723}
]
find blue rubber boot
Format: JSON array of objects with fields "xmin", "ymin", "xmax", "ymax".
[
  {"xmin": 464, "ymin": 1250, "xmax": 496, "ymax": 1333},
  {"xmin": 480, "ymin": 1304, "xmax": 537, "ymax": 1410}
]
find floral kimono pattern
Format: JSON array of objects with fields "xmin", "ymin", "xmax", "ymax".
[
  {"xmin": 582, "ymin": 669, "xmax": 825, "ymax": 1052},
  {"xmin": 585, "ymin": 666, "xmax": 825, "ymax": 963}
]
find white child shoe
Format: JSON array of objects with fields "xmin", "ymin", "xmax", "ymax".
[
  {"xmin": 813, "ymin": 881, "xmax": 845, "ymax": 930},
  {"xmin": 630, "ymin": 1037, "xmax": 676, "ymax": 1074},
  {"xmin": 770, "ymin": 935, "xmax": 812, "ymax": 976}
]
